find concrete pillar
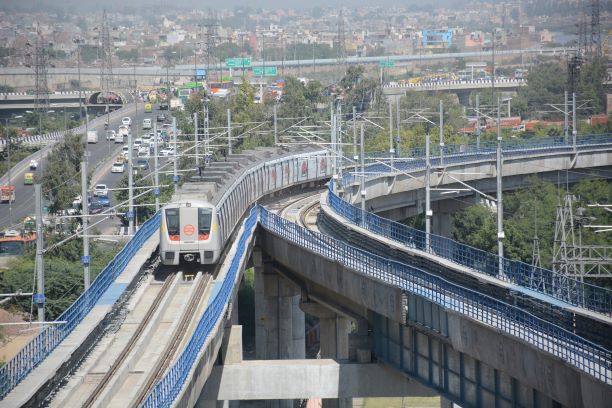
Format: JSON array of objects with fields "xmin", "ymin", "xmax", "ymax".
[
  {"xmin": 432, "ymin": 200, "xmax": 454, "ymax": 238},
  {"xmin": 440, "ymin": 397, "xmax": 453, "ymax": 408},
  {"xmin": 349, "ymin": 318, "xmax": 371, "ymax": 363},
  {"xmin": 292, "ymin": 295, "xmax": 306, "ymax": 359},
  {"xmin": 253, "ymin": 248, "xmax": 268, "ymax": 360},
  {"xmin": 300, "ymin": 301, "xmax": 352, "ymax": 408}
]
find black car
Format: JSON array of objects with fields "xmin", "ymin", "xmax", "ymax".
[
  {"xmin": 88, "ymin": 201, "xmax": 104, "ymax": 214},
  {"xmin": 159, "ymin": 103, "xmax": 169, "ymax": 110},
  {"xmin": 157, "ymin": 113, "xmax": 166, "ymax": 122},
  {"xmin": 134, "ymin": 158, "xmax": 150, "ymax": 172}
]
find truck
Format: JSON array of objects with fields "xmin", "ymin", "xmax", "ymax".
[
  {"xmin": 87, "ymin": 130, "xmax": 98, "ymax": 144},
  {"xmin": 1, "ymin": 186, "xmax": 15, "ymax": 202}
]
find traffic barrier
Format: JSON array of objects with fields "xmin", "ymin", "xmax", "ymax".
[{"xmin": 0, "ymin": 212, "xmax": 160, "ymax": 399}]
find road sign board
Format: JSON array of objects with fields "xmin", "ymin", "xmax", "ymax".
[
  {"xmin": 81, "ymin": 255, "xmax": 90, "ymax": 265},
  {"xmin": 34, "ymin": 294, "xmax": 45, "ymax": 304},
  {"xmin": 379, "ymin": 60, "xmax": 395, "ymax": 68},
  {"xmin": 154, "ymin": 187, "xmax": 160, "ymax": 197},
  {"xmin": 225, "ymin": 57, "xmax": 251, "ymax": 68},
  {"xmin": 253, "ymin": 66, "xmax": 278, "ymax": 76},
  {"xmin": 126, "ymin": 210, "xmax": 134, "ymax": 219}
]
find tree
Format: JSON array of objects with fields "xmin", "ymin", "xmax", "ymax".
[{"xmin": 41, "ymin": 133, "xmax": 84, "ymax": 214}]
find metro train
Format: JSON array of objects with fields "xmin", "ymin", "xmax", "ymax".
[{"xmin": 160, "ymin": 148, "xmax": 332, "ymax": 265}]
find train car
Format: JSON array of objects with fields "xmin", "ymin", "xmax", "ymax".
[
  {"xmin": 160, "ymin": 199, "xmax": 221, "ymax": 265},
  {"xmin": 160, "ymin": 148, "xmax": 332, "ymax": 265}
]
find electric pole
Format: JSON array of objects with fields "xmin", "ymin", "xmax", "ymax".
[
  {"xmin": 153, "ymin": 123, "xmax": 160, "ymax": 212},
  {"xmin": 496, "ymin": 97, "xmax": 505, "ymax": 277},
  {"xmin": 81, "ymin": 161, "xmax": 90, "ymax": 289},
  {"xmin": 35, "ymin": 184, "xmax": 45, "ymax": 326}
]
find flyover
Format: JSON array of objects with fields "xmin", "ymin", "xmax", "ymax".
[{"xmin": 0, "ymin": 135, "xmax": 610, "ymax": 408}]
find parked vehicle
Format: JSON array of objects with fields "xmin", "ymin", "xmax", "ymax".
[{"xmin": 87, "ymin": 130, "xmax": 99, "ymax": 144}]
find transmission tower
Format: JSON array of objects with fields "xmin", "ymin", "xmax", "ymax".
[
  {"xmin": 589, "ymin": 0, "xmax": 602, "ymax": 58},
  {"xmin": 204, "ymin": 10, "xmax": 219, "ymax": 81},
  {"xmin": 100, "ymin": 9, "xmax": 114, "ymax": 91},
  {"xmin": 552, "ymin": 192, "xmax": 578, "ymax": 297},
  {"xmin": 33, "ymin": 26, "xmax": 50, "ymax": 114},
  {"xmin": 531, "ymin": 208, "xmax": 544, "ymax": 289},
  {"xmin": 335, "ymin": 9, "xmax": 347, "ymax": 63}
]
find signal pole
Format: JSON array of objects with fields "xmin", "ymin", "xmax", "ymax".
[
  {"xmin": 439, "ymin": 100, "xmax": 444, "ymax": 167},
  {"xmin": 360, "ymin": 123, "xmax": 366, "ymax": 223},
  {"xmin": 425, "ymin": 130, "xmax": 431, "ymax": 252}
]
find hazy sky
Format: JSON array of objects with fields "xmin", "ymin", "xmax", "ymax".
[{"xmin": 0, "ymin": 0, "xmax": 462, "ymax": 12}]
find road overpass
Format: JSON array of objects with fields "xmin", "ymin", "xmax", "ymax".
[
  {"xmin": 0, "ymin": 135, "xmax": 610, "ymax": 408},
  {"xmin": 0, "ymin": 47, "xmax": 576, "ymax": 89}
]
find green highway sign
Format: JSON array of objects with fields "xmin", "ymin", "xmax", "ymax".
[
  {"xmin": 225, "ymin": 57, "xmax": 251, "ymax": 68},
  {"xmin": 253, "ymin": 66, "xmax": 278, "ymax": 76},
  {"xmin": 379, "ymin": 60, "xmax": 395, "ymax": 68}
]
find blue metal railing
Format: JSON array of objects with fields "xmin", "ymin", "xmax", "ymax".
[
  {"xmin": 0, "ymin": 213, "xmax": 160, "ymax": 399},
  {"xmin": 327, "ymin": 186, "xmax": 612, "ymax": 315},
  {"xmin": 141, "ymin": 207, "xmax": 258, "ymax": 408},
  {"xmin": 343, "ymin": 133, "xmax": 612, "ymax": 185},
  {"xmin": 258, "ymin": 206, "xmax": 611, "ymax": 385}
]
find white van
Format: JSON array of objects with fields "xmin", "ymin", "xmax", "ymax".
[{"xmin": 87, "ymin": 130, "xmax": 98, "ymax": 143}]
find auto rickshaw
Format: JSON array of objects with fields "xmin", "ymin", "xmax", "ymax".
[{"xmin": 24, "ymin": 172, "xmax": 34, "ymax": 185}]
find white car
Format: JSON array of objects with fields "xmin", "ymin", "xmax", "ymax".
[
  {"xmin": 159, "ymin": 147, "xmax": 175, "ymax": 156},
  {"xmin": 142, "ymin": 118, "xmax": 152, "ymax": 130},
  {"xmin": 29, "ymin": 159, "xmax": 38, "ymax": 170},
  {"xmin": 138, "ymin": 145, "xmax": 149, "ymax": 156},
  {"xmin": 94, "ymin": 184, "xmax": 108, "ymax": 197},
  {"xmin": 121, "ymin": 117, "xmax": 132, "ymax": 126},
  {"xmin": 121, "ymin": 146, "xmax": 130, "ymax": 159},
  {"xmin": 72, "ymin": 195, "xmax": 82, "ymax": 207},
  {"xmin": 111, "ymin": 162, "xmax": 125, "ymax": 173},
  {"xmin": 106, "ymin": 130, "xmax": 116, "ymax": 141},
  {"xmin": 133, "ymin": 138, "xmax": 142, "ymax": 150}
]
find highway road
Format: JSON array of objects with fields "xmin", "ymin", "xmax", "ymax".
[{"xmin": 0, "ymin": 103, "xmax": 159, "ymax": 232}]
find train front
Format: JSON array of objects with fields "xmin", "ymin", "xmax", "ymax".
[{"xmin": 160, "ymin": 200, "xmax": 222, "ymax": 265}]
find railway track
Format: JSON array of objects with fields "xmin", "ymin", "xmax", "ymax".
[
  {"xmin": 132, "ymin": 272, "xmax": 212, "ymax": 406},
  {"xmin": 48, "ymin": 263, "xmax": 218, "ymax": 408},
  {"xmin": 81, "ymin": 273, "xmax": 177, "ymax": 408}
]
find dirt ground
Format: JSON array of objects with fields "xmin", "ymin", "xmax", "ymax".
[{"xmin": 0, "ymin": 308, "xmax": 37, "ymax": 362}]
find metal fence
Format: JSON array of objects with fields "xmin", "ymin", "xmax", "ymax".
[
  {"xmin": 259, "ymin": 206, "xmax": 612, "ymax": 385},
  {"xmin": 0, "ymin": 212, "xmax": 160, "ymax": 399},
  {"xmin": 327, "ymin": 186, "xmax": 612, "ymax": 315},
  {"xmin": 140, "ymin": 207, "xmax": 258, "ymax": 408},
  {"xmin": 345, "ymin": 133, "xmax": 612, "ymax": 185}
]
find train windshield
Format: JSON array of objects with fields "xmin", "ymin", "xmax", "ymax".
[
  {"xmin": 165, "ymin": 208, "xmax": 180, "ymax": 236},
  {"xmin": 198, "ymin": 208, "xmax": 212, "ymax": 239}
]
